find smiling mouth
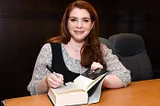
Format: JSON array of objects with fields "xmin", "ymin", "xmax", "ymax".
[{"xmin": 74, "ymin": 31, "xmax": 84, "ymax": 34}]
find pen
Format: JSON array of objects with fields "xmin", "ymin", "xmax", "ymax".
[{"xmin": 46, "ymin": 65, "xmax": 66, "ymax": 86}]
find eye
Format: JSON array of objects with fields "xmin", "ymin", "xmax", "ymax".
[
  {"xmin": 83, "ymin": 19, "xmax": 89, "ymax": 23},
  {"xmin": 70, "ymin": 18, "xmax": 76, "ymax": 22}
]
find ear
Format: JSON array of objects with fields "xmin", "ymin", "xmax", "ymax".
[{"xmin": 91, "ymin": 21, "xmax": 95, "ymax": 30}]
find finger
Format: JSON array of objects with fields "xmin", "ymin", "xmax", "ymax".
[
  {"xmin": 97, "ymin": 65, "xmax": 103, "ymax": 69},
  {"xmin": 56, "ymin": 73, "xmax": 64, "ymax": 81},
  {"xmin": 91, "ymin": 66, "xmax": 97, "ymax": 70},
  {"xmin": 47, "ymin": 76, "xmax": 62, "ymax": 88},
  {"xmin": 91, "ymin": 62, "xmax": 97, "ymax": 68},
  {"xmin": 92, "ymin": 62, "xmax": 103, "ymax": 69},
  {"xmin": 51, "ymin": 73, "xmax": 64, "ymax": 84},
  {"xmin": 97, "ymin": 62, "xmax": 103, "ymax": 68},
  {"xmin": 50, "ymin": 74, "xmax": 64, "ymax": 85}
]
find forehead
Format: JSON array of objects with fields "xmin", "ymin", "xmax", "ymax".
[{"xmin": 69, "ymin": 7, "xmax": 90, "ymax": 18}]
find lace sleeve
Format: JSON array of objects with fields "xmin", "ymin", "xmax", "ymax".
[
  {"xmin": 27, "ymin": 43, "xmax": 52, "ymax": 95},
  {"xmin": 101, "ymin": 43, "xmax": 131, "ymax": 87}
]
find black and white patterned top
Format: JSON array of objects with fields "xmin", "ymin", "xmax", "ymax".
[{"xmin": 27, "ymin": 43, "xmax": 131, "ymax": 95}]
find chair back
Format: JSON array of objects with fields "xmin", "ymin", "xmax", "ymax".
[
  {"xmin": 108, "ymin": 33, "xmax": 153, "ymax": 81},
  {"xmin": 99, "ymin": 37, "xmax": 113, "ymax": 50}
]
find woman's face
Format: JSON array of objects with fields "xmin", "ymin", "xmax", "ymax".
[{"xmin": 67, "ymin": 7, "xmax": 94, "ymax": 43}]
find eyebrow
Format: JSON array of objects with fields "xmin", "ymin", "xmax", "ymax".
[{"xmin": 69, "ymin": 16, "xmax": 91, "ymax": 20}]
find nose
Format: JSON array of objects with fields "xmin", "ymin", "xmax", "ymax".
[{"xmin": 76, "ymin": 21, "xmax": 82, "ymax": 28}]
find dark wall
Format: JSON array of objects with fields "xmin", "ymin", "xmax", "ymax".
[
  {"xmin": 95, "ymin": 0, "xmax": 160, "ymax": 69},
  {"xmin": 0, "ymin": 0, "xmax": 62, "ymax": 100},
  {"xmin": 0, "ymin": 0, "xmax": 160, "ymax": 101}
]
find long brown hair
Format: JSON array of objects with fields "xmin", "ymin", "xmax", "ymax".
[{"xmin": 47, "ymin": 0, "xmax": 106, "ymax": 68}]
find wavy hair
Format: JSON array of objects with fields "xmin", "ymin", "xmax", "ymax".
[{"xmin": 47, "ymin": 0, "xmax": 106, "ymax": 68}]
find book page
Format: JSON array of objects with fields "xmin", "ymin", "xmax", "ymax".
[
  {"xmin": 88, "ymin": 78, "xmax": 105, "ymax": 104},
  {"xmin": 86, "ymin": 73, "xmax": 107, "ymax": 91},
  {"xmin": 51, "ymin": 82, "xmax": 86, "ymax": 95},
  {"xmin": 73, "ymin": 69, "xmax": 108, "ymax": 92},
  {"xmin": 73, "ymin": 75, "xmax": 94, "ymax": 91},
  {"xmin": 52, "ymin": 69, "xmax": 108, "ymax": 95}
]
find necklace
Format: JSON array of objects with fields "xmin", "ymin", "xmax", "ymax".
[{"xmin": 69, "ymin": 43, "xmax": 80, "ymax": 53}]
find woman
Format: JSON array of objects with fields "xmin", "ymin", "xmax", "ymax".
[{"xmin": 27, "ymin": 0, "xmax": 131, "ymax": 95}]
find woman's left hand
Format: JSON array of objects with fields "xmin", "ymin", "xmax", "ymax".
[{"xmin": 90, "ymin": 62, "xmax": 103, "ymax": 70}]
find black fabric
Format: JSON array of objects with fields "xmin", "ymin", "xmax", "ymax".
[
  {"xmin": 50, "ymin": 43, "xmax": 79, "ymax": 83},
  {"xmin": 108, "ymin": 33, "xmax": 153, "ymax": 81},
  {"xmin": 1, "ymin": 101, "xmax": 5, "ymax": 106}
]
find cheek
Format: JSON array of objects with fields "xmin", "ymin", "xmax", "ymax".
[
  {"xmin": 67, "ymin": 23, "xmax": 75, "ymax": 30},
  {"xmin": 85, "ymin": 24, "xmax": 93, "ymax": 30}
]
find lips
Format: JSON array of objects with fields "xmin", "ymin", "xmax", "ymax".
[{"xmin": 74, "ymin": 31, "xmax": 84, "ymax": 34}]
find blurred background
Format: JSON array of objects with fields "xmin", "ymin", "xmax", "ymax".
[{"xmin": 0, "ymin": 0, "xmax": 160, "ymax": 101}]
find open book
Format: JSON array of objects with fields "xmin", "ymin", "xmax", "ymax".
[{"xmin": 48, "ymin": 68, "xmax": 108, "ymax": 106}]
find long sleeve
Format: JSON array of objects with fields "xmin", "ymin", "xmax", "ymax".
[
  {"xmin": 27, "ymin": 43, "xmax": 52, "ymax": 95},
  {"xmin": 101, "ymin": 43, "xmax": 131, "ymax": 87}
]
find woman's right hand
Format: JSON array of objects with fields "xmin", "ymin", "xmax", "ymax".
[{"xmin": 45, "ymin": 73, "xmax": 64, "ymax": 88}]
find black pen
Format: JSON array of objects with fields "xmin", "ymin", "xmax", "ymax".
[{"xmin": 46, "ymin": 65, "xmax": 66, "ymax": 86}]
